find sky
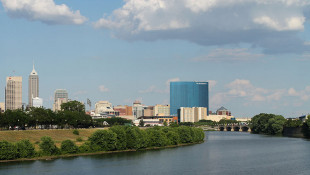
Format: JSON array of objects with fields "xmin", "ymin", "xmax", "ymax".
[{"xmin": 0, "ymin": 0, "xmax": 310, "ymax": 118}]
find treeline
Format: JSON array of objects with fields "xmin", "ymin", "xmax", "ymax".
[
  {"xmin": 250, "ymin": 113, "xmax": 310, "ymax": 137},
  {"xmin": 180, "ymin": 119, "xmax": 243, "ymax": 127},
  {"xmin": 0, "ymin": 126, "xmax": 205, "ymax": 160},
  {"xmin": 0, "ymin": 101, "xmax": 132, "ymax": 130},
  {"xmin": 0, "ymin": 108, "xmax": 93, "ymax": 130}
]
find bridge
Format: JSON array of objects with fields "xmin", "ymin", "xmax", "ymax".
[
  {"xmin": 218, "ymin": 124, "xmax": 251, "ymax": 132},
  {"xmin": 199, "ymin": 124, "xmax": 251, "ymax": 132}
]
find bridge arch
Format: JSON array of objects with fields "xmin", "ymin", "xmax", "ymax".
[
  {"xmin": 241, "ymin": 126, "xmax": 249, "ymax": 132},
  {"xmin": 233, "ymin": 126, "xmax": 240, "ymax": 131},
  {"xmin": 226, "ymin": 126, "xmax": 232, "ymax": 131}
]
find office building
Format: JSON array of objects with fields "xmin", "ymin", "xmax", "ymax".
[
  {"xmin": 53, "ymin": 89, "xmax": 68, "ymax": 111},
  {"xmin": 154, "ymin": 104, "xmax": 170, "ymax": 116},
  {"xmin": 133, "ymin": 101, "xmax": 143, "ymax": 120},
  {"xmin": 5, "ymin": 76, "xmax": 22, "ymax": 110},
  {"xmin": 143, "ymin": 106, "xmax": 154, "ymax": 117},
  {"xmin": 180, "ymin": 107, "xmax": 208, "ymax": 123},
  {"xmin": 28, "ymin": 64, "xmax": 39, "ymax": 107},
  {"xmin": 170, "ymin": 81, "xmax": 209, "ymax": 117}
]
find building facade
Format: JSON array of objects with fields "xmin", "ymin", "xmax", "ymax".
[
  {"xmin": 170, "ymin": 81, "xmax": 209, "ymax": 117},
  {"xmin": 53, "ymin": 89, "xmax": 68, "ymax": 111},
  {"xmin": 32, "ymin": 97, "xmax": 43, "ymax": 108},
  {"xmin": 216, "ymin": 106, "xmax": 231, "ymax": 116},
  {"xmin": 28, "ymin": 64, "xmax": 39, "ymax": 107},
  {"xmin": 5, "ymin": 76, "xmax": 22, "ymax": 110},
  {"xmin": 154, "ymin": 104, "xmax": 170, "ymax": 116},
  {"xmin": 94, "ymin": 101, "xmax": 118, "ymax": 118},
  {"xmin": 0, "ymin": 102, "xmax": 5, "ymax": 113},
  {"xmin": 180, "ymin": 107, "xmax": 208, "ymax": 123},
  {"xmin": 113, "ymin": 105, "xmax": 133, "ymax": 116},
  {"xmin": 133, "ymin": 101, "xmax": 143, "ymax": 120},
  {"xmin": 143, "ymin": 106, "xmax": 154, "ymax": 117}
]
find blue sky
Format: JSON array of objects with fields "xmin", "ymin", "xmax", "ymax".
[{"xmin": 0, "ymin": 0, "xmax": 310, "ymax": 118}]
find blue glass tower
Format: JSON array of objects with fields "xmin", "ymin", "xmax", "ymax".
[{"xmin": 170, "ymin": 82, "xmax": 209, "ymax": 117}]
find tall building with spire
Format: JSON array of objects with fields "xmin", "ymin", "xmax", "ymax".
[
  {"xmin": 28, "ymin": 64, "xmax": 39, "ymax": 107},
  {"xmin": 5, "ymin": 76, "xmax": 22, "ymax": 110}
]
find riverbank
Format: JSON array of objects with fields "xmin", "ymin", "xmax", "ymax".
[{"xmin": 0, "ymin": 141, "xmax": 203, "ymax": 163}]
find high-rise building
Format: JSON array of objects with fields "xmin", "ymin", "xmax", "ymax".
[
  {"xmin": 28, "ymin": 64, "xmax": 39, "ymax": 107},
  {"xmin": 5, "ymin": 76, "xmax": 22, "ymax": 110},
  {"xmin": 170, "ymin": 81, "xmax": 209, "ymax": 117},
  {"xmin": 53, "ymin": 89, "xmax": 68, "ymax": 112}
]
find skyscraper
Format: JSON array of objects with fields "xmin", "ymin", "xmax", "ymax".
[
  {"xmin": 170, "ymin": 81, "xmax": 209, "ymax": 118},
  {"xmin": 5, "ymin": 76, "xmax": 22, "ymax": 110},
  {"xmin": 28, "ymin": 64, "xmax": 39, "ymax": 107},
  {"xmin": 53, "ymin": 89, "xmax": 68, "ymax": 112}
]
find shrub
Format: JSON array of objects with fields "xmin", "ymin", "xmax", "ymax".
[
  {"xmin": 16, "ymin": 140, "xmax": 36, "ymax": 158},
  {"xmin": 76, "ymin": 137, "xmax": 83, "ymax": 142},
  {"xmin": 0, "ymin": 141, "xmax": 18, "ymax": 160},
  {"xmin": 166, "ymin": 131, "xmax": 180, "ymax": 145},
  {"xmin": 73, "ymin": 130, "xmax": 79, "ymax": 135},
  {"xmin": 79, "ymin": 141, "xmax": 94, "ymax": 153},
  {"xmin": 39, "ymin": 136, "xmax": 59, "ymax": 156},
  {"xmin": 109, "ymin": 126, "xmax": 127, "ymax": 150},
  {"xmin": 88, "ymin": 130, "xmax": 117, "ymax": 151},
  {"xmin": 177, "ymin": 126, "xmax": 193, "ymax": 143},
  {"xmin": 61, "ymin": 140, "xmax": 79, "ymax": 154},
  {"xmin": 146, "ymin": 128, "xmax": 168, "ymax": 147}
]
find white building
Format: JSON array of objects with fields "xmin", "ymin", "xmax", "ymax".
[
  {"xmin": 32, "ymin": 97, "xmax": 43, "ymax": 108},
  {"xmin": 180, "ymin": 107, "xmax": 208, "ymax": 123},
  {"xmin": 134, "ymin": 119, "xmax": 163, "ymax": 126},
  {"xmin": 154, "ymin": 104, "xmax": 170, "ymax": 116},
  {"xmin": 94, "ymin": 101, "xmax": 117, "ymax": 118},
  {"xmin": 53, "ymin": 89, "xmax": 68, "ymax": 112}
]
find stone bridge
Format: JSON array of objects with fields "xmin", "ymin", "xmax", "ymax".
[{"xmin": 218, "ymin": 124, "xmax": 251, "ymax": 132}]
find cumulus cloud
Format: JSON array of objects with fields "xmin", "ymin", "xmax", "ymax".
[
  {"xmin": 99, "ymin": 85, "xmax": 109, "ymax": 92},
  {"xmin": 0, "ymin": 0, "xmax": 87, "ymax": 25},
  {"xmin": 94, "ymin": 0, "xmax": 310, "ymax": 54},
  {"xmin": 288, "ymin": 87, "xmax": 310, "ymax": 101},
  {"xmin": 192, "ymin": 48, "xmax": 263, "ymax": 62}
]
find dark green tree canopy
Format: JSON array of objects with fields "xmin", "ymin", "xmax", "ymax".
[{"xmin": 61, "ymin": 101, "xmax": 85, "ymax": 113}]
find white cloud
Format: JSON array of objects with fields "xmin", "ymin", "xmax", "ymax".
[
  {"xmin": 192, "ymin": 48, "xmax": 263, "ymax": 62},
  {"xmin": 1, "ymin": 0, "xmax": 87, "ymax": 25},
  {"xmin": 94, "ymin": 0, "xmax": 310, "ymax": 54},
  {"xmin": 288, "ymin": 87, "xmax": 310, "ymax": 101},
  {"xmin": 99, "ymin": 85, "xmax": 109, "ymax": 92}
]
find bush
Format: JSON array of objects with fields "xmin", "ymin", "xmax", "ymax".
[
  {"xmin": 109, "ymin": 126, "xmax": 127, "ymax": 150},
  {"xmin": 39, "ymin": 136, "xmax": 59, "ymax": 156},
  {"xmin": 16, "ymin": 140, "xmax": 36, "ymax": 158},
  {"xmin": 146, "ymin": 128, "xmax": 168, "ymax": 147},
  {"xmin": 166, "ymin": 130, "xmax": 180, "ymax": 145},
  {"xmin": 61, "ymin": 140, "xmax": 79, "ymax": 154},
  {"xmin": 76, "ymin": 137, "xmax": 83, "ymax": 142},
  {"xmin": 0, "ymin": 141, "xmax": 18, "ymax": 160},
  {"xmin": 79, "ymin": 141, "xmax": 94, "ymax": 153},
  {"xmin": 88, "ymin": 130, "xmax": 117, "ymax": 151},
  {"xmin": 177, "ymin": 126, "xmax": 193, "ymax": 143},
  {"xmin": 73, "ymin": 130, "xmax": 79, "ymax": 135}
]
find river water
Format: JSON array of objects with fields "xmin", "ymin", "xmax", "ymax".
[{"xmin": 1, "ymin": 131, "xmax": 310, "ymax": 175}]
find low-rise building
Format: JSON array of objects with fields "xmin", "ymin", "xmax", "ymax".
[
  {"xmin": 154, "ymin": 104, "xmax": 170, "ymax": 116},
  {"xmin": 133, "ymin": 101, "xmax": 143, "ymax": 120},
  {"xmin": 134, "ymin": 119, "xmax": 163, "ymax": 126},
  {"xmin": 0, "ymin": 102, "xmax": 4, "ymax": 113},
  {"xmin": 113, "ymin": 105, "xmax": 133, "ymax": 116},
  {"xmin": 216, "ymin": 106, "xmax": 231, "ymax": 116},
  {"xmin": 95, "ymin": 101, "xmax": 118, "ymax": 118}
]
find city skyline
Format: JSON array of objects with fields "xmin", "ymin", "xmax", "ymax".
[{"xmin": 1, "ymin": 0, "xmax": 310, "ymax": 117}]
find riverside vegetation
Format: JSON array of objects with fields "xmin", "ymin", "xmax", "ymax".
[
  {"xmin": 250, "ymin": 113, "xmax": 310, "ymax": 137},
  {"xmin": 0, "ymin": 125, "xmax": 204, "ymax": 161}
]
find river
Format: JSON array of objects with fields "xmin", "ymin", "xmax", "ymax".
[{"xmin": 1, "ymin": 131, "xmax": 310, "ymax": 175}]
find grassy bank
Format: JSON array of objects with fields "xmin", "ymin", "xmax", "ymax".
[{"xmin": 0, "ymin": 129, "xmax": 101, "ymax": 148}]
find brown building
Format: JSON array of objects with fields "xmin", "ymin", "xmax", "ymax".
[
  {"xmin": 114, "ymin": 105, "xmax": 132, "ymax": 116},
  {"xmin": 143, "ymin": 106, "xmax": 154, "ymax": 117},
  {"xmin": 216, "ymin": 106, "xmax": 231, "ymax": 116}
]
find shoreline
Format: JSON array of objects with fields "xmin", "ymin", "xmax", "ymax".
[{"xmin": 0, "ymin": 142, "xmax": 203, "ymax": 163}]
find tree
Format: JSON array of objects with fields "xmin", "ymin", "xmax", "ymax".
[
  {"xmin": 109, "ymin": 126, "xmax": 127, "ymax": 150},
  {"xmin": 61, "ymin": 140, "xmax": 79, "ymax": 154},
  {"xmin": 88, "ymin": 130, "xmax": 117, "ymax": 151},
  {"xmin": 250, "ymin": 113, "xmax": 286, "ymax": 135},
  {"xmin": 146, "ymin": 128, "xmax": 168, "ymax": 147},
  {"xmin": 0, "ymin": 141, "xmax": 17, "ymax": 160},
  {"xmin": 39, "ymin": 136, "xmax": 59, "ymax": 156},
  {"xmin": 16, "ymin": 140, "xmax": 36, "ymax": 158},
  {"xmin": 61, "ymin": 101, "xmax": 85, "ymax": 113},
  {"xmin": 139, "ymin": 119, "xmax": 145, "ymax": 127}
]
